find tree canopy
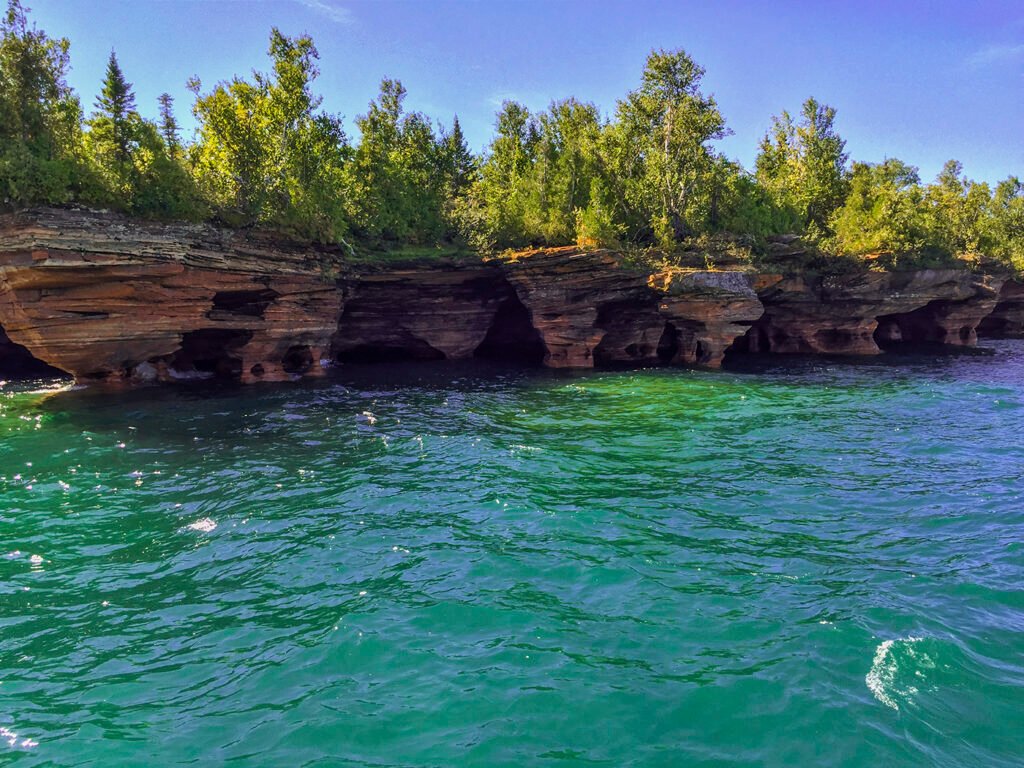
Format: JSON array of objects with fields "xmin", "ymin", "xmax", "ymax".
[{"xmin": 1, "ymin": 0, "xmax": 1020, "ymax": 272}]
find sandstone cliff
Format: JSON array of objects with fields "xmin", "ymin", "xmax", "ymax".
[
  {"xmin": 0, "ymin": 208, "xmax": 1016, "ymax": 385},
  {"xmin": 735, "ymin": 270, "xmax": 1006, "ymax": 357}
]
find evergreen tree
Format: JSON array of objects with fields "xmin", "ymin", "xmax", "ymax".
[
  {"xmin": 94, "ymin": 50, "xmax": 136, "ymax": 177},
  {"xmin": 157, "ymin": 92, "xmax": 180, "ymax": 157},
  {"xmin": 439, "ymin": 115, "xmax": 475, "ymax": 198}
]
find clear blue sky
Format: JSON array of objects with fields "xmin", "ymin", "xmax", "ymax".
[{"xmin": 25, "ymin": 0, "xmax": 1024, "ymax": 184}]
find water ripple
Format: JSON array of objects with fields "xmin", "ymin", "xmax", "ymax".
[{"xmin": 1, "ymin": 346, "xmax": 1023, "ymax": 766}]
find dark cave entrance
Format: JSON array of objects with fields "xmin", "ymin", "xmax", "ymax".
[
  {"xmin": 656, "ymin": 322, "xmax": 679, "ymax": 364},
  {"xmin": 209, "ymin": 288, "xmax": 279, "ymax": 319},
  {"xmin": 169, "ymin": 328, "xmax": 253, "ymax": 379},
  {"xmin": 473, "ymin": 294, "xmax": 547, "ymax": 366},
  {"xmin": 336, "ymin": 336, "xmax": 446, "ymax": 364},
  {"xmin": 0, "ymin": 325, "xmax": 69, "ymax": 380},
  {"xmin": 874, "ymin": 302, "xmax": 968, "ymax": 350},
  {"xmin": 282, "ymin": 344, "xmax": 315, "ymax": 375}
]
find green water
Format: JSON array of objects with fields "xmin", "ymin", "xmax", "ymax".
[{"xmin": 2, "ymin": 344, "xmax": 1023, "ymax": 767}]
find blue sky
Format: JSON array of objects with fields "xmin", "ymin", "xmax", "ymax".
[{"xmin": 25, "ymin": 0, "xmax": 1024, "ymax": 184}]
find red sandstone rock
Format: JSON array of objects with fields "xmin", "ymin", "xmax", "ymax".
[
  {"xmin": 0, "ymin": 208, "xmax": 1013, "ymax": 386},
  {"xmin": 330, "ymin": 264, "xmax": 513, "ymax": 362},
  {"xmin": 498, "ymin": 248, "xmax": 764, "ymax": 368},
  {"xmin": 978, "ymin": 280, "xmax": 1024, "ymax": 338},
  {"xmin": 741, "ymin": 270, "xmax": 1005, "ymax": 356},
  {"xmin": 0, "ymin": 208, "xmax": 343, "ymax": 383}
]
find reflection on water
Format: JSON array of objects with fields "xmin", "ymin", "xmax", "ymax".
[{"xmin": 1, "ymin": 343, "xmax": 1023, "ymax": 767}]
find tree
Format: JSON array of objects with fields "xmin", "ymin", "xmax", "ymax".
[
  {"xmin": 922, "ymin": 160, "xmax": 989, "ymax": 256},
  {"xmin": 87, "ymin": 49, "xmax": 139, "ymax": 193},
  {"xmin": 828, "ymin": 159, "xmax": 928, "ymax": 258},
  {"xmin": 460, "ymin": 100, "xmax": 539, "ymax": 248},
  {"xmin": 438, "ymin": 116, "xmax": 475, "ymax": 198},
  {"xmin": 189, "ymin": 28, "xmax": 350, "ymax": 239},
  {"xmin": 755, "ymin": 97, "xmax": 849, "ymax": 234},
  {"xmin": 530, "ymin": 98, "xmax": 603, "ymax": 243},
  {"xmin": 987, "ymin": 177, "xmax": 1024, "ymax": 271},
  {"xmin": 157, "ymin": 92, "xmax": 180, "ymax": 157},
  {"xmin": 0, "ymin": 0, "xmax": 86, "ymax": 205},
  {"xmin": 345, "ymin": 78, "xmax": 448, "ymax": 243},
  {"xmin": 615, "ymin": 48, "xmax": 730, "ymax": 246}
]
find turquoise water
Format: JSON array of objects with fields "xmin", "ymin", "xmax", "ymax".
[{"xmin": 2, "ymin": 343, "xmax": 1023, "ymax": 767}]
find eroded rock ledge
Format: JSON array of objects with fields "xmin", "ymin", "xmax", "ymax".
[{"xmin": 0, "ymin": 208, "xmax": 1016, "ymax": 385}]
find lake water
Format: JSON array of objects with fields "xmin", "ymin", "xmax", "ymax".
[{"xmin": 2, "ymin": 343, "xmax": 1023, "ymax": 766}]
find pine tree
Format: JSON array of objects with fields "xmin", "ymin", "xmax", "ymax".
[
  {"xmin": 157, "ymin": 92, "xmax": 179, "ymax": 157},
  {"xmin": 95, "ymin": 50, "xmax": 135, "ymax": 175},
  {"xmin": 441, "ymin": 115, "xmax": 475, "ymax": 197}
]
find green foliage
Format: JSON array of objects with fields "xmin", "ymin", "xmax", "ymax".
[
  {"xmin": 828, "ymin": 159, "xmax": 929, "ymax": 259},
  {"xmin": 1, "ymin": 5, "xmax": 1020, "ymax": 273},
  {"xmin": 987, "ymin": 177, "xmax": 1024, "ymax": 272},
  {"xmin": 463, "ymin": 100, "xmax": 539, "ymax": 249},
  {"xmin": 0, "ymin": 0, "xmax": 88, "ymax": 206},
  {"xmin": 157, "ymin": 92, "xmax": 180, "ymax": 158},
  {"xmin": 84, "ymin": 50, "xmax": 203, "ymax": 219},
  {"xmin": 344, "ymin": 79, "xmax": 448, "ymax": 244},
  {"xmin": 755, "ymin": 97, "xmax": 849, "ymax": 235},
  {"xmin": 189, "ymin": 28, "xmax": 349, "ymax": 239},
  {"xmin": 921, "ymin": 160, "xmax": 990, "ymax": 257},
  {"xmin": 614, "ymin": 49, "xmax": 730, "ymax": 246},
  {"xmin": 94, "ymin": 50, "xmax": 135, "ymax": 176}
]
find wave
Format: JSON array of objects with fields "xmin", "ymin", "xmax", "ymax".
[{"xmin": 866, "ymin": 636, "xmax": 935, "ymax": 711}]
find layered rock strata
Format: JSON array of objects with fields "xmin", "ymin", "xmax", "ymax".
[
  {"xmin": 0, "ymin": 208, "xmax": 344, "ymax": 383},
  {"xmin": 978, "ymin": 280, "xmax": 1024, "ymax": 338},
  {"xmin": 732, "ymin": 270, "xmax": 1006, "ymax": 357},
  {"xmin": 327, "ymin": 248, "xmax": 764, "ymax": 370},
  {"xmin": 0, "ymin": 208, "xmax": 1018, "ymax": 385}
]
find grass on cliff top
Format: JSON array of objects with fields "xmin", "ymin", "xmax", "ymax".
[{"xmin": 343, "ymin": 242, "xmax": 483, "ymax": 269}]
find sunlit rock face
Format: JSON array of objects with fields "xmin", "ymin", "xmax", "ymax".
[
  {"xmin": 0, "ymin": 208, "xmax": 344, "ymax": 383},
  {"xmin": 0, "ymin": 208, "xmax": 1013, "ymax": 386},
  {"xmin": 978, "ymin": 280, "xmax": 1024, "ymax": 339},
  {"xmin": 730, "ymin": 270, "xmax": 1005, "ymax": 357},
  {"xmin": 498, "ymin": 248, "xmax": 764, "ymax": 369}
]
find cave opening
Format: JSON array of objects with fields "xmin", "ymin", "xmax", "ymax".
[
  {"xmin": 169, "ymin": 328, "xmax": 253, "ymax": 379},
  {"xmin": 978, "ymin": 313, "xmax": 1009, "ymax": 337},
  {"xmin": 209, "ymin": 288, "xmax": 279, "ymax": 319},
  {"xmin": 473, "ymin": 294, "xmax": 547, "ymax": 366},
  {"xmin": 282, "ymin": 344, "xmax": 315, "ymax": 374},
  {"xmin": 656, "ymin": 322, "xmax": 679, "ymax": 364},
  {"xmin": 0, "ymin": 325, "xmax": 69, "ymax": 380},
  {"xmin": 336, "ymin": 336, "xmax": 446, "ymax": 364},
  {"xmin": 874, "ymin": 303, "xmax": 949, "ymax": 350},
  {"xmin": 722, "ymin": 322, "xmax": 770, "ymax": 361}
]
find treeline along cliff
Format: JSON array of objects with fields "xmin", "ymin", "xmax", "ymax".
[
  {"xmin": 1, "ymin": 0, "xmax": 1022, "ymax": 270},
  {"xmin": 1, "ymin": 2, "xmax": 1023, "ymax": 385}
]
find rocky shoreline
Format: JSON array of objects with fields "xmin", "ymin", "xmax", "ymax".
[{"xmin": 0, "ymin": 207, "xmax": 1020, "ymax": 385}]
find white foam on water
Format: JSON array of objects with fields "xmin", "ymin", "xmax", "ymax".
[
  {"xmin": 866, "ymin": 636, "xmax": 925, "ymax": 711},
  {"xmin": 187, "ymin": 518, "xmax": 217, "ymax": 533}
]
